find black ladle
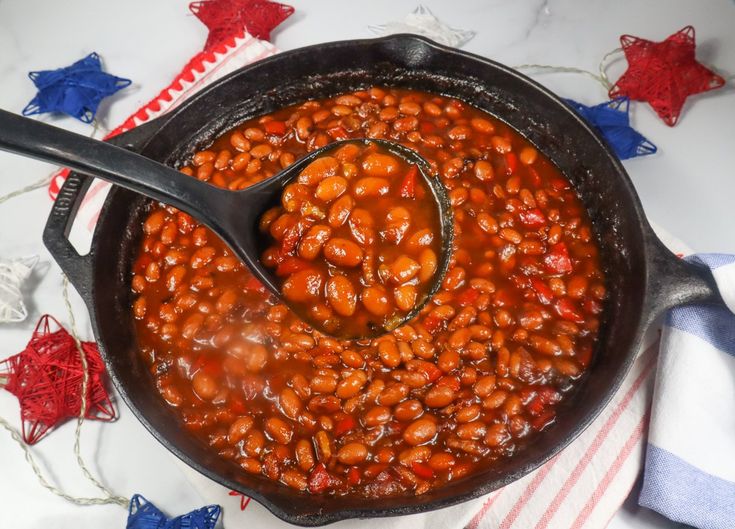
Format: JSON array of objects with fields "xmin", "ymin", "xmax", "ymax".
[{"xmin": 0, "ymin": 109, "xmax": 453, "ymax": 339}]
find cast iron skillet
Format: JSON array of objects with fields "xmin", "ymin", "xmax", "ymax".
[{"xmin": 42, "ymin": 35, "xmax": 722, "ymax": 526}]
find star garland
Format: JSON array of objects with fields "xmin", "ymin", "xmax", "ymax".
[
  {"xmin": 0, "ymin": 315, "xmax": 116, "ymax": 444},
  {"xmin": 23, "ymin": 52, "xmax": 131, "ymax": 123},
  {"xmin": 565, "ymin": 98, "xmax": 657, "ymax": 160},
  {"xmin": 0, "ymin": 256, "xmax": 38, "ymax": 323},
  {"xmin": 609, "ymin": 26, "xmax": 725, "ymax": 126},
  {"xmin": 190, "ymin": 0, "xmax": 294, "ymax": 50},
  {"xmin": 126, "ymin": 495, "xmax": 221, "ymax": 529},
  {"xmin": 369, "ymin": 5, "xmax": 475, "ymax": 48}
]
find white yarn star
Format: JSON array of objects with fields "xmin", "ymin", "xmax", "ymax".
[
  {"xmin": 0, "ymin": 256, "xmax": 39, "ymax": 323},
  {"xmin": 369, "ymin": 6, "xmax": 475, "ymax": 48}
]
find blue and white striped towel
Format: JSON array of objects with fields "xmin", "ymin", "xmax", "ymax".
[{"xmin": 640, "ymin": 254, "xmax": 735, "ymax": 529}]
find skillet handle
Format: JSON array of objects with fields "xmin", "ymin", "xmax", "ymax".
[
  {"xmin": 42, "ymin": 172, "xmax": 95, "ymax": 303},
  {"xmin": 645, "ymin": 229, "xmax": 723, "ymax": 320},
  {"xmin": 41, "ymin": 116, "xmax": 166, "ymax": 303}
]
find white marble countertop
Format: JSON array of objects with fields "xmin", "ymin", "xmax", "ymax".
[{"xmin": 1, "ymin": 0, "xmax": 733, "ymax": 527}]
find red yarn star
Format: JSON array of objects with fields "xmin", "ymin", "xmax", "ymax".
[
  {"xmin": 0, "ymin": 315, "xmax": 115, "ymax": 444},
  {"xmin": 190, "ymin": 0, "xmax": 294, "ymax": 50},
  {"xmin": 609, "ymin": 26, "xmax": 725, "ymax": 126}
]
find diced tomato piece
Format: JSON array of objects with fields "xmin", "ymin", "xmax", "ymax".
[
  {"xmin": 419, "ymin": 121, "xmax": 435, "ymax": 134},
  {"xmin": 530, "ymin": 278, "xmax": 554, "ymax": 305},
  {"xmin": 191, "ymin": 354, "xmax": 207, "ymax": 373},
  {"xmin": 229, "ymin": 394, "xmax": 247, "ymax": 415},
  {"xmin": 519, "ymin": 208, "xmax": 546, "ymax": 228},
  {"xmin": 280, "ymin": 219, "xmax": 310, "ymax": 254},
  {"xmin": 327, "ymin": 126, "xmax": 349, "ymax": 140},
  {"xmin": 537, "ymin": 386, "xmax": 562, "ymax": 405},
  {"xmin": 543, "ymin": 242, "xmax": 573, "ymax": 275},
  {"xmin": 308, "ymin": 463, "xmax": 332, "ymax": 494},
  {"xmin": 416, "ymin": 361, "xmax": 442, "ymax": 382},
  {"xmin": 347, "ymin": 467, "xmax": 361, "ymax": 485},
  {"xmin": 527, "ymin": 166, "xmax": 543, "ymax": 188},
  {"xmin": 364, "ymin": 463, "xmax": 389, "ymax": 479},
  {"xmin": 264, "ymin": 120, "xmax": 286, "ymax": 136},
  {"xmin": 505, "ymin": 152, "xmax": 518, "ymax": 175},
  {"xmin": 398, "ymin": 165, "xmax": 418, "ymax": 199},
  {"xmin": 245, "ymin": 276, "xmax": 266, "ymax": 292},
  {"xmin": 436, "ymin": 375, "xmax": 461, "ymax": 391},
  {"xmin": 526, "ymin": 396, "xmax": 546, "ymax": 416},
  {"xmin": 193, "ymin": 355, "xmax": 221, "ymax": 376},
  {"xmin": 493, "ymin": 288, "xmax": 519, "ymax": 307},
  {"xmin": 550, "ymin": 177, "xmax": 570, "ymax": 191},
  {"xmin": 455, "ymin": 287, "xmax": 480, "ymax": 307},
  {"xmin": 411, "ymin": 462, "xmax": 434, "ymax": 480},
  {"xmin": 554, "ymin": 297, "xmax": 585, "ymax": 323},
  {"xmin": 530, "ymin": 410, "xmax": 556, "ymax": 431},
  {"xmin": 135, "ymin": 254, "xmax": 152, "ymax": 273},
  {"xmin": 334, "ymin": 416, "xmax": 357, "ymax": 437},
  {"xmin": 275, "ymin": 256, "xmax": 310, "ymax": 277}
]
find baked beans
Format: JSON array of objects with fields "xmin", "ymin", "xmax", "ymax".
[
  {"xmin": 261, "ymin": 141, "xmax": 443, "ymax": 337},
  {"xmin": 132, "ymin": 87, "xmax": 606, "ymax": 498}
]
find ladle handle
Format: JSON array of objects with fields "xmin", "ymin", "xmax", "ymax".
[{"xmin": 0, "ymin": 109, "xmax": 231, "ymax": 222}]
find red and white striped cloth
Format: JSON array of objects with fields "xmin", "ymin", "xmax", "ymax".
[{"xmin": 61, "ymin": 31, "xmax": 679, "ymax": 529}]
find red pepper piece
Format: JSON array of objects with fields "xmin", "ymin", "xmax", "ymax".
[
  {"xmin": 519, "ymin": 208, "xmax": 546, "ymax": 228},
  {"xmin": 280, "ymin": 219, "xmax": 311, "ymax": 254},
  {"xmin": 419, "ymin": 121, "xmax": 435, "ymax": 134},
  {"xmin": 347, "ymin": 466, "xmax": 361, "ymax": 485},
  {"xmin": 530, "ymin": 410, "xmax": 556, "ymax": 431},
  {"xmin": 505, "ymin": 152, "xmax": 518, "ymax": 175},
  {"xmin": 554, "ymin": 297, "xmax": 585, "ymax": 323},
  {"xmin": 530, "ymin": 278, "xmax": 554, "ymax": 305},
  {"xmin": 229, "ymin": 394, "xmax": 247, "ymax": 415},
  {"xmin": 327, "ymin": 126, "xmax": 348, "ymax": 141},
  {"xmin": 416, "ymin": 361, "xmax": 442, "ymax": 383},
  {"xmin": 550, "ymin": 177, "xmax": 570, "ymax": 191},
  {"xmin": 527, "ymin": 166, "xmax": 543, "ymax": 188},
  {"xmin": 411, "ymin": 462, "xmax": 434, "ymax": 480},
  {"xmin": 436, "ymin": 375, "xmax": 461, "ymax": 391},
  {"xmin": 264, "ymin": 120, "xmax": 286, "ymax": 136},
  {"xmin": 334, "ymin": 415, "xmax": 357, "ymax": 437},
  {"xmin": 398, "ymin": 165, "xmax": 418, "ymax": 199},
  {"xmin": 275, "ymin": 256, "xmax": 310, "ymax": 277},
  {"xmin": 192, "ymin": 355, "xmax": 221, "ymax": 376},
  {"xmin": 455, "ymin": 287, "xmax": 480, "ymax": 307},
  {"xmin": 245, "ymin": 276, "xmax": 266, "ymax": 292},
  {"xmin": 526, "ymin": 396, "xmax": 545, "ymax": 416},
  {"xmin": 543, "ymin": 242, "xmax": 573, "ymax": 275},
  {"xmin": 537, "ymin": 386, "xmax": 562, "ymax": 405},
  {"xmin": 308, "ymin": 463, "xmax": 332, "ymax": 494}
]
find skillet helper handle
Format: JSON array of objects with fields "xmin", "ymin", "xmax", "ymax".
[
  {"xmin": 645, "ymin": 231, "xmax": 723, "ymax": 319},
  {"xmin": 42, "ymin": 173, "xmax": 95, "ymax": 300}
]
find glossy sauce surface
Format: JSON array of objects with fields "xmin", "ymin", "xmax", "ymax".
[{"xmin": 131, "ymin": 88, "xmax": 606, "ymax": 498}]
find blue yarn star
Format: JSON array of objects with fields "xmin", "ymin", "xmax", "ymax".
[
  {"xmin": 23, "ymin": 52, "xmax": 131, "ymax": 123},
  {"xmin": 126, "ymin": 495, "xmax": 221, "ymax": 529},
  {"xmin": 565, "ymin": 97, "xmax": 657, "ymax": 160}
]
